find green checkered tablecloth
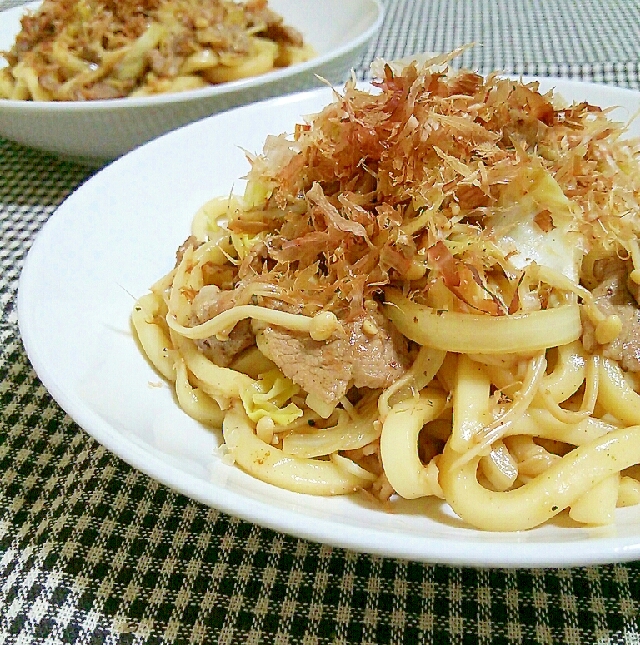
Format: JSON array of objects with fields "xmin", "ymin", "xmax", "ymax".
[{"xmin": 2, "ymin": 1, "xmax": 640, "ymax": 643}]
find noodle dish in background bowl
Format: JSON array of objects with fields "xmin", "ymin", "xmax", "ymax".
[
  {"xmin": 0, "ymin": 0, "xmax": 383, "ymax": 163},
  {"xmin": 18, "ymin": 51, "xmax": 640, "ymax": 567}
]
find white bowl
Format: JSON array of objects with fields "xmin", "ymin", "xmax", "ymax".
[{"xmin": 0, "ymin": 0, "xmax": 383, "ymax": 162}]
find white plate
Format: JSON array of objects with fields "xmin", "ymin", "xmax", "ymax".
[
  {"xmin": 0, "ymin": 0, "xmax": 383, "ymax": 162},
  {"xmin": 18, "ymin": 79, "xmax": 640, "ymax": 568}
]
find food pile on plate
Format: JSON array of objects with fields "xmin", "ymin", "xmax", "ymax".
[{"xmin": 0, "ymin": 0, "xmax": 314, "ymax": 101}]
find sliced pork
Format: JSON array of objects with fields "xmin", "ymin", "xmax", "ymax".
[
  {"xmin": 582, "ymin": 258, "xmax": 640, "ymax": 371},
  {"xmin": 256, "ymin": 308, "xmax": 411, "ymax": 408}
]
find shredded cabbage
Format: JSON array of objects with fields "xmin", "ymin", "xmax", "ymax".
[{"xmin": 240, "ymin": 369, "xmax": 303, "ymax": 426}]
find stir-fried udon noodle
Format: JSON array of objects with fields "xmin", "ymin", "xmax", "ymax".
[
  {"xmin": 132, "ymin": 52, "xmax": 640, "ymax": 531},
  {"xmin": 0, "ymin": 0, "xmax": 313, "ymax": 101}
]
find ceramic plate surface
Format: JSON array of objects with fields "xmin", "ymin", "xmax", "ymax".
[
  {"xmin": 18, "ymin": 79, "xmax": 640, "ymax": 567},
  {"xmin": 0, "ymin": 0, "xmax": 383, "ymax": 162}
]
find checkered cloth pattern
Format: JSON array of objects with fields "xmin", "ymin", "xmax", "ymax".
[{"xmin": 1, "ymin": 0, "xmax": 640, "ymax": 642}]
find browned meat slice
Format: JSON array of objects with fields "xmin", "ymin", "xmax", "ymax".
[
  {"xmin": 350, "ymin": 316, "xmax": 410, "ymax": 389},
  {"xmin": 582, "ymin": 258, "xmax": 640, "ymax": 371},
  {"xmin": 192, "ymin": 284, "xmax": 254, "ymax": 367},
  {"xmin": 256, "ymin": 310, "xmax": 411, "ymax": 408},
  {"xmin": 197, "ymin": 319, "xmax": 254, "ymax": 367},
  {"xmin": 256, "ymin": 328, "xmax": 352, "ymax": 405},
  {"xmin": 264, "ymin": 18, "xmax": 304, "ymax": 47},
  {"xmin": 245, "ymin": 0, "xmax": 304, "ymax": 46}
]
